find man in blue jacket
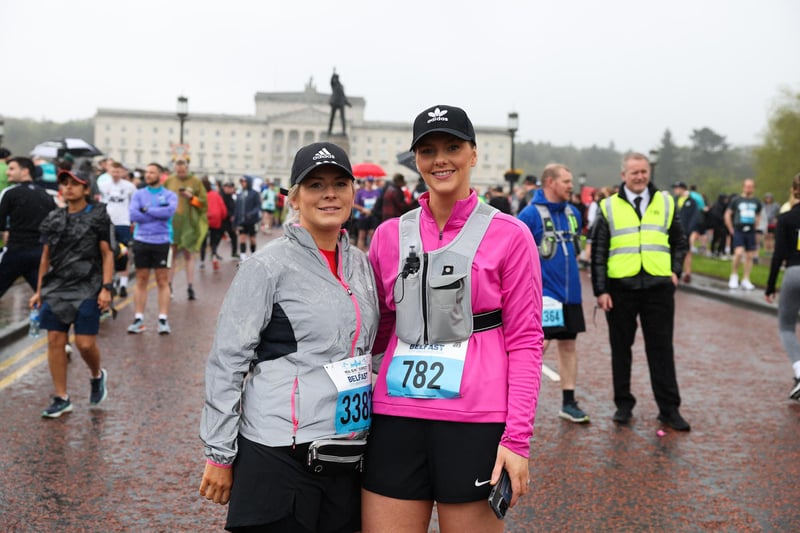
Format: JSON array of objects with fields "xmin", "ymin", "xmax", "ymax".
[
  {"xmin": 519, "ymin": 164, "xmax": 589, "ymax": 423},
  {"xmin": 127, "ymin": 163, "xmax": 178, "ymax": 334},
  {"xmin": 235, "ymin": 176, "xmax": 262, "ymax": 261}
]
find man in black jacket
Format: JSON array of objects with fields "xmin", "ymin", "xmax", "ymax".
[
  {"xmin": 220, "ymin": 181, "xmax": 238, "ymax": 258},
  {"xmin": 591, "ymin": 152, "xmax": 690, "ymax": 431},
  {"xmin": 0, "ymin": 157, "xmax": 57, "ymax": 297},
  {"xmin": 235, "ymin": 176, "xmax": 261, "ymax": 261}
]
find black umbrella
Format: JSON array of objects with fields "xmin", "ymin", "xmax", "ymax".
[
  {"xmin": 396, "ymin": 151, "xmax": 419, "ymax": 175},
  {"xmin": 30, "ymin": 138, "xmax": 104, "ymax": 159}
]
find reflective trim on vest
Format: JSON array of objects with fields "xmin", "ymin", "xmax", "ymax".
[{"xmin": 601, "ymin": 191, "xmax": 674, "ymax": 278}]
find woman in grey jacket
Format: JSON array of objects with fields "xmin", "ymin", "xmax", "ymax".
[{"xmin": 199, "ymin": 142, "xmax": 379, "ymax": 533}]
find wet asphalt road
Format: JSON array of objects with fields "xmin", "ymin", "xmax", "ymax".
[{"xmin": 1, "ymin": 231, "xmax": 798, "ymax": 531}]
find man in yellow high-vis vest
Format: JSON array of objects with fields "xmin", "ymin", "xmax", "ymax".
[{"xmin": 590, "ymin": 152, "xmax": 691, "ymax": 431}]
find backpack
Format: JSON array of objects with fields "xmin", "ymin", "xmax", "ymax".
[{"xmin": 534, "ymin": 204, "xmax": 581, "ymax": 260}]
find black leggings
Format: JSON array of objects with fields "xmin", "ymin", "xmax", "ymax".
[{"xmin": 200, "ymin": 228, "xmax": 224, "ymax": 261}]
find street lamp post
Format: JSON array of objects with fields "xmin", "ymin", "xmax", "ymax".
[
  {"xmin": 648, "ymin": 149, "xmax": 659, "ymax": 184},
  {"xmin": 176, "ymin": 96, "xmax": 189, "ymax": 145},
  {"xmin": 505, "ymin": 111, "xmax": 520, "ymax": 195}
]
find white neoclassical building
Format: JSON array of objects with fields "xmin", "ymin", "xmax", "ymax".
[{"xmin": 94, "ymin": 81, "xmax": 513, "ymax": 189}]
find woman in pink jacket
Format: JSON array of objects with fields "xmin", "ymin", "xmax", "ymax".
[{"xmin": 362, "ymin": 105, "xmax": 544, "ymax": 532}]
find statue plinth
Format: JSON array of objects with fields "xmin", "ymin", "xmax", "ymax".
[{"xmin": 323, "ymin": 132, "xmax": 350, "ymax": 155}]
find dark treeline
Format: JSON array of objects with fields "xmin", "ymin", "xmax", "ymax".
[
  {"xmin": 3, "ymin": 117, "xmax": 94, "ymax": 160},
  {"xmin": 515, "ymin": 128, "xmax": 756, "ymax": 202}
]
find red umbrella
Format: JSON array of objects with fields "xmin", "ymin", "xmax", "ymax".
[{"xmin": 352, "ymin": 162, "xmax": 386, "ymax": 178}]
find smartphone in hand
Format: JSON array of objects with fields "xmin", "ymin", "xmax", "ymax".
[{"xmin": 488, "ymin": 469, "xmax": 513, "ymax": 519}]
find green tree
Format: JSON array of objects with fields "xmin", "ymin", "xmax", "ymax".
[
  {"xmin": 754, "ymin": 89, "xmax": 800, "ymax": 202},
  {"xmin": 689, "ymin": 127, "xmax": 729, "ymax": 168},
  {"xmin": 655, "ymin": 129, "xmax": 680, "ymax": 184}
]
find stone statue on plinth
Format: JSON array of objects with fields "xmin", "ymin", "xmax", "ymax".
[{"xmin": 327, "ymin": 69, "xmax": 351, "ymax": 136}]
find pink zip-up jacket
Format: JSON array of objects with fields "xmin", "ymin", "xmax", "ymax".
[{"xmin": 368, "ymin": 191, "xmax": 543, "ymax": 457}]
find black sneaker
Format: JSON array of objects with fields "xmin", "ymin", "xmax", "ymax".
[
  {"xmin": 42, "ymin": 396, "xmax": 73, "ymax": 418},
  {"xmin": 90, "ymin": 369, "xmax": 108, "ymax": 406},
  {"xmin": 657, "ymin": 410, "xmax": 691, "ymax": 431},
  {"xmin": 118, "ymin": 285, "xmax": 128, "ymax": 298},
  {"xmin": 790, "ymin": 378, "xmax": 800, "ymax": 400},
  {"xmin": 187, "ymin": 286, "xmax": 196, "ymax": 300},
  {"xmin": 612, "ymin": 408, "xmax": 632, "ymax": 425}
]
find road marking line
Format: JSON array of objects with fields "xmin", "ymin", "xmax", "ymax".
[
  {"xmin": 0, "ymin": 277, "xmax": 158, "ymax": 390},
  {"xmin": 0, "ymin": 353, "xmax": 48, "ymax": 391},
  {"xmin": 0, "ymin": 337, "xmax": 48, "ymax": 372},
  {"xmin": 542, "ymin": 363, "xmax": 561, "ymax": 382}
]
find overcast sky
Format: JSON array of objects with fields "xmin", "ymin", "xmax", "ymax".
[{"xmin": 2, "ymin": 0, "xmax": 798, "ymax": 152}]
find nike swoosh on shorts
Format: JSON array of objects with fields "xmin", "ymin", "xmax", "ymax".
[{"xmin": 474, "ymin": 479, "xmax": 491, "ymax": 487}]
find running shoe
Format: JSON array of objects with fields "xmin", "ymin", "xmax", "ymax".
[
  {"xmin": 728, "ymin": 274, "xmax": 739, "ymax": 289},
  {"xmin": 199, "ymin": 262, "xmax": 205, "ymax": 269},
  {"xmin": 559, "ymin": 402, "xmax": 590, "ymax": 423},
  {"xmin": 158, "ymin": 318, "xmax": 172, "ymax": 335},
  {"xmin": 187, "ymin": 286, "xmax": 196, "ymax": 300},
  {"xmin": 65, "ymin": 343, "xmax": 73, "ymax": 362},
  {"xmin": 790, "ymin": 378, "xmax": 800, "ymax": 400},
  {"xmin": 42, "ymin": 396, "xmax": 73, "ymax": 418},
  {"xmin": 657, "ymin": 410, "xmax": 691, "ymax": 431},
  {"xmin": 127, "ymin": 318, "xmax": 145, "ymax": 334},
  {"xmin": 212, "ymin": 258, "xmax": 220, "ymax": 271},
  {"xmin": 740, "ymin": 279, "xmax": 755, "ymax": 290},
  {"xmin": 90, "ymin": 369, "xmax": 108, "ymax": 406},
  {"xmin": 118, "ymin": 285, "xmax": 128, "ymax": 298}
]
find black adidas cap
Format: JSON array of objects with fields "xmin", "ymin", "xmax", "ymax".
[
  {"xmin": 290, "ymin": 142, "xmax": 355, "ymax": 186},
  {"xmin": 410, "ymin": 104, "xmax": 476, "ymax": 151}
]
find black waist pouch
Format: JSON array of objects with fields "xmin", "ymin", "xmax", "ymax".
[{"xmin": 306, "ymin": 439, "xmax": 367, "ymax": 476}]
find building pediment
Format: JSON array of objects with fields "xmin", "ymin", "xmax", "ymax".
[{"xmin": 266, "ymin": 106, "xmax": 331, "ymax": 125}]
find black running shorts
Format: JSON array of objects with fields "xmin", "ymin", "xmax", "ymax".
[
  {"xmin": 225, "ymin": 436, "xmax": 361, "ymax": 533},
  {"xmin": 238, "ymin": 223, "xmax": 258, "ymax": 236},
  {"xmin": 132, "ymin": 241, "xmax": 170, "ymax": 270},
  {"xmin": 362, "ymin": 415, "xmax": 505, "ymax": 503},
  {"xmin": 543, "ymin": 303, "xmax": 586, "ymax": 340}
]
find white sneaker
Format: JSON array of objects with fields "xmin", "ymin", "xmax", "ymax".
[
  {"xmin": 728, "ymin": 274, "xmax": 739, "ymax": 289},
  {"xmin": 741, "ymin": 279, "xmax": 755, "ymax": 290}
]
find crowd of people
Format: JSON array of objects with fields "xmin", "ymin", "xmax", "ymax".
[{"xmin": 1, "ymin": 110, "xmax": 799, "ymax": 531}]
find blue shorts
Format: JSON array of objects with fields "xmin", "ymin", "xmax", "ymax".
[
  {"xmin": 114, "ymin": 225, "xmax": 132, "ymax": 245},
  {"xmin": 732, "ymin": 230, "xmax": 757, "ymax": 251},
  {"xmin": 39, "ymin": 298, "xmax": 101, "ymax": 335}
]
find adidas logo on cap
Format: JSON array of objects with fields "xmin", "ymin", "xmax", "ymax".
[
  {"xmin": 410, "ymin": 104, "xmax": 475, "ymax": 151},
  {"xmin": 312, "ymin": 148, "xmax": 335, "ymax": 160},
  {"xmin": 426, "ymin": 107, "xmax": 449, "ymax": 124},
  {"xmin": 290, "ymin": 142, "xmax": 354, "ymax": 186}
]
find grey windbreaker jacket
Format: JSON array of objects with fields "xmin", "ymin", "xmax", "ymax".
[{"xmin": 200, "ymin": 223, "xmax": 379, "ymax": 466}]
